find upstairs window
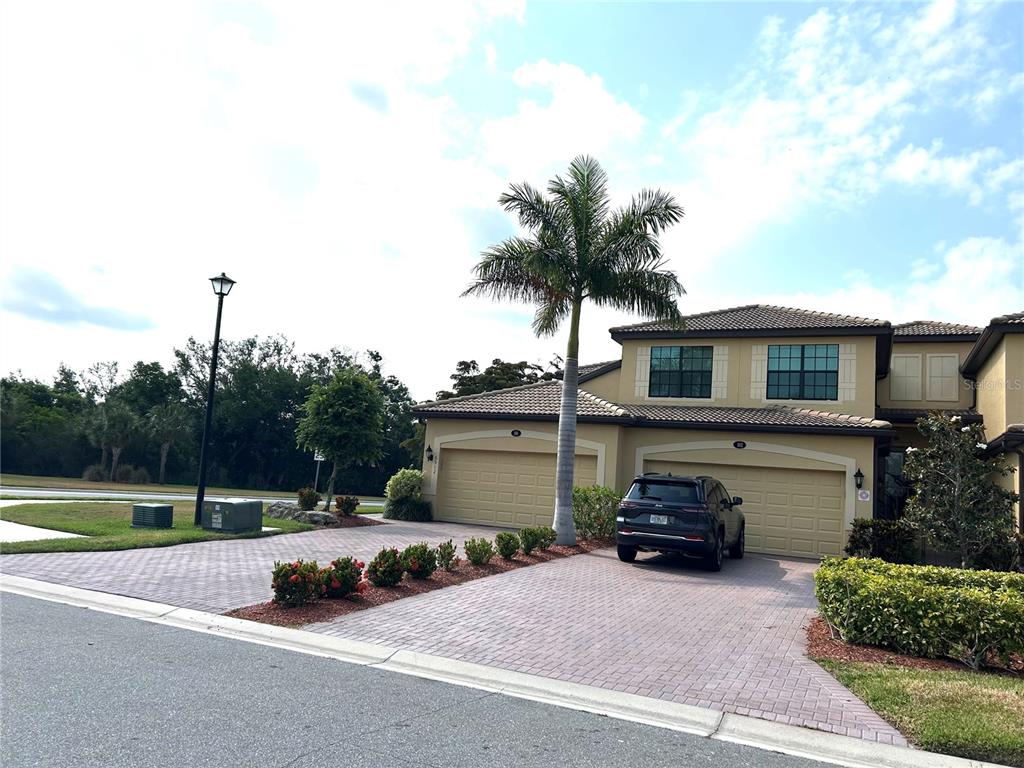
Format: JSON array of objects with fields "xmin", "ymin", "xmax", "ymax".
[
  {"xmin": 649, "ymin": 345, "xmax": 713, "ymax": 398},
  {"xmin": 767, "ymin": 344, "xmax": 839, "ymax": 400}
]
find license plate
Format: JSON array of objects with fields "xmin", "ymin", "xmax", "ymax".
[{"xmin": 649, "ymin": 514, "xmax": 669, "ymax": 525}]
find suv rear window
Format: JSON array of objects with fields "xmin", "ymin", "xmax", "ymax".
[{"xmin": 625, "ymin": 480, "xmax": 700, "ymax": 504}]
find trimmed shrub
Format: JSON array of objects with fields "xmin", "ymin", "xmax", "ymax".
[
  {"xmin": 82, "ymin": 464, "xmax": 106, "ymax": 482},
  {"xmin": 271, "ymin": 559, "xmax": 323, "ymax": 607},
  {"xmin": 334, "ymin": 495, "xmax": 360, "ymax": 518},
  {"xmin": 572, "ymin": 485, "xmax": 620, "ymax": 539},
  {"xmin": 297, "ymin": 487, "xmax": 321, "ymax": 511},
  {"xmin": 321, "ymin": 556, "xmax": 364, "ymax": 599},
  {"xmin": 400, "ymin": 543, "xmax": 437, "ymax": 579},
  {"xmin": 495, "ymin": 531, "xmax": 519, "ymax": 560},
  {"xmin": 519, "ymin": 527, "xmax": 543, "ymax": 555},
  {"xmin": 385, "ymin": 468, "xmax": 423, "ymax": 501},
  {"xmin": 130, "ymin": 467, "xmax": 151, "ymax": 485},
  {"xmin": 114, "ymin": 464, "xmax": 137, "ymax": 483},
  {"xmin": 436, "ymin": 539, "xmax": 459, "ymax": 571},
  {"xmin": 464, "ymin": 537, "xmax": 495, "ymax": 566},
  {"xmin": 537, "ymin": 527, "xmax": 557, "ymax": 549},
  {"xmin": 843, "ymin": 518, "xmax": 919, "ymax": 564},
  {"xmin": 814, "ymin": 557, "xmax": 1024, "ymax": 669},
  {"xmin": 366, "ymin": 547, "xmax": 404, "ymax": 587},
  {"xmin": 383, "ymin": 497, "xmax": 432, "ymax": 522}
]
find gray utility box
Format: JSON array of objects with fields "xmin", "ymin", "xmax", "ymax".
[
  {"xmin": 201, "ymin": 498, "xmax": 262, "ymax": 533},
  {"xmin": 132, "ymin": 503, "xmax": 173, "ymax": 529}
]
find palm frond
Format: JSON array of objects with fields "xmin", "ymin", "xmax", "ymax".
[
  {"xmin": 461, "ymin": 238, "xmax": 550, "ymax": 304},
  {"xmin": 498, "ymin": 182, "xmax": 566, "ymax": 234},
  {"xmin": 547, "ymin": 155, "xmax": 610, "ymax": 271},
  {"xmin": 590, "ymin": 266, "xmax": 684, "ymax": 325},
  {"xmin": 532, "ymin": 297, "xmax": 572, "ymax": 337}
]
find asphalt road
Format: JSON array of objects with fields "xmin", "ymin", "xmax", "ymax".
[
  {"xmin": 0, "ymin": 594, "xmax": 831, "ymax": 768},
  {"xmin": 0, "ymin": 486, "xmax": 384, "ymax": 506}
]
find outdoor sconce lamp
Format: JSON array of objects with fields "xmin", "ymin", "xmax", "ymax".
[
  {"xmin": 426, "ymin": 446, "xmax": 434, "ymax": 462},
  {"xmin": 854, "ymin": 468, "xmax": 864, "ymax": 489}
]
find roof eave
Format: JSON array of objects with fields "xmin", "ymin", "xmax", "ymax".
[
  {"xmin": 961, "ymin": 323, "xmax": 1020, "ymax": 377},
  {"xmin": 610, "ymin": 326, "xmax": 892, "ymax": 342},
  {"xmin": 894, "ymin": 334, "xmax": 981, "ymax": 343}
]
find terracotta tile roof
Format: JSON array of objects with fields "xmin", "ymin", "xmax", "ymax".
[
  {"xmin": 610, "ymin": 305, "xmax": 890, "ymax": 336},
  {"xmin": 992, "ymin": 310, "xmax": 1024, "ymax": 325},
  {"xmin": 414, "ymin": 382, "xmax": 891, "ymax": 433},
  {"xmin": 893, "ymin": 320, "xmax": 982, "ymax": 337},
  {"xmin": 414, "ymin": 381, "xmax": 628, "ymax": 419},
  {"xmin": 576, "ymin": 359, "xmax": 621, "ymax": 379},
  {"xmin": 876, "ymin": 407, "xmax": 983, "ymax": 425},
  {"xmin": 626, "ymin": 403, "xmax": 891, "ymax": 430}
]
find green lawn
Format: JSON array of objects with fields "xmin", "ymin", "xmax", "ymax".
[
  {"xmin": 0, "ymin": 473, "xmax": 385, "ymax": 504},
  {"xmin": 818, "ymin": 660, "xmax": 1024, "ymax": 766},
  {"xmin": 0, "ymin": 502, "xmax": 314, "ymax": 554}
]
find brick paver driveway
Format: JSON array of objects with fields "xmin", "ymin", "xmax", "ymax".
[
  {"xmin": 0, "ymin": 519, "xmax": 508, "ymax": 612},
  {"xmin": 307, "ymin": 548, "xmax": 905, "ymax": 745},
  {"xmin": 1, "ymin": 522, "xmax": 904, "ymax": 745}
]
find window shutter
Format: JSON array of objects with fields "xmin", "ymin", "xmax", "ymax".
[
  {"xmin": 838, "ymin": 344, "xmax": 856, "ymax": 402},
  {"xmin": 635, "ymin": 346, "xmax": 651, "ymax": 398},
  {"xmin": 712, "ymin": 345, "xmax": 728, "ymax": 400},
  {"xmin": 750, "ymin": 344, "xmax": 767, "ymax": 400},
  {"xmin": 927, "ymin": 354, "xmax": 959, "ymax": 401},
  {"xmin": 889, "ymin": 355, "xmax": 921, "ymax": 401}
]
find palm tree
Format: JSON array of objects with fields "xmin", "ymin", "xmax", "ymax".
[
  {"xmin": 147, "ymin": 403, "xmax": 192, "ymax": 484},
  {"xmin": 464, "ymin": 156, "xmax": 684, "ymax": 545},
  {"xmin": 103, "ymin": 401, "xmax": 139, "ymax": 481}
]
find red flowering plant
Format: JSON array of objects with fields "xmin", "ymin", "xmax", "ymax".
[
  {"xmin": 271, "ymin": 559, "xmax": 323, "ymax": 607},
  {"xmin": 400, "ymin": 542, "xmax": 437, "ymax": 580},
  {"xmin": 366, "ymin": 547, "xmax": 404, "ymax": 587},
  {"xmin": 321, "ymin": 556, "xmax": 364, "ymax": 599}
]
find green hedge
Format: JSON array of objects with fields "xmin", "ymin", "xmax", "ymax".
[
  {"xmin": 815, "ymin": 558, "xmax": 1024, "ymax": 670},
  {"xmin": 571, "ymin": 485, "xmax": 620, "ymax": 539}
]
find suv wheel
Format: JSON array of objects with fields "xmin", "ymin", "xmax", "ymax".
[
  {"xmin": 617, "ymin": 545, "xmax": 638, "ymax": 563},
  {"xmin": 704, "ymin": 531, "xmax": 724, "ymax": 572},
  {"xmin": 728, "ymin": 525, "xmax": 745, "ymax": 559}
]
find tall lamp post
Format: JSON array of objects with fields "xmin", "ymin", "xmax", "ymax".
[{"xmin": 194, "ymin": 272, "xmax": 236, "ymax": 525}]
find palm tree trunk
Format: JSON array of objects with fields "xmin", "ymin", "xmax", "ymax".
[
  {"xmin": 553, "ymin": 299, "xmax": 582, "ymax": 546},
  {"xmin": 109, "ymin": 447, "xmax": 122, "ymax": 482},
  {"xmin": 159, "ymin": 442, "xmax": 171, "ymax": 484},
  {"xmin": 100, "ymin": 446, "xmax": 109, "ymax": 472},
  {"xmin": 324, "ymin": 460, "xmax": 338, "ymax": 512}
]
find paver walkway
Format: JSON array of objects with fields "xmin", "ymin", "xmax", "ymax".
[
  {"xmin": 0, "ymin": 519, "xmax": 508, "ymax": 612},
  {"xmin": 0, "ymin": 520, "xmax": 905, "ymax": 745},
  {"xmin": 307, "ymin": 548, "xmax": 905, "ymax": 745}
]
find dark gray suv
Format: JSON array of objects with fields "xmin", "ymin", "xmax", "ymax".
[{"xmin": 615, "ymin": 473, "xmax": 745, "ymax": 571}]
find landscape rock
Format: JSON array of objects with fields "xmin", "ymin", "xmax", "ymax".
[{"xmin": 265, "ymin": 501, "xmax": 336, "ymax": 526}]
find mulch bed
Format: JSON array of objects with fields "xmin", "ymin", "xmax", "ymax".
[
  {"xmin": 226, "ymin": 538, "xmax": 612, "ymax": 628},
  {"xmin": 807, "ymin": 616, "xmax": 1024, "ymax": 674},
  {"xmin": 333, "ymin": 515, "xmax": 384, "ymax": 528}
]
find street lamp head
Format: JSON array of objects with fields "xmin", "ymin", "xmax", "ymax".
[{"xmin": 209, "ymin": 272, "xmax": 236, "ymax": 297}]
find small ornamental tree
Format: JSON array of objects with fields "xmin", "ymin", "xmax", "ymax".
[
  {"xmin": 903, "ymin": 413, "xmax": 1019, "ymax": 569},
  {"xmin": 296, "ymin": 368, "xmax": 385, "ymax": 512}
]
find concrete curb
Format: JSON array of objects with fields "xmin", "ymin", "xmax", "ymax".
[{"xmin": 0, "ymin": 575, "xmax": 1010, "ymax": 768}]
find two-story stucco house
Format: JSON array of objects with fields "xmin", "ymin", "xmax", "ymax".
[{"xmin": 412, "ymin": 305, "xmax": 1023, "ymax": 559}]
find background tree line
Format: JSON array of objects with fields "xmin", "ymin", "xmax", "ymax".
[
  {"xmin": 2, "ymin": 342, "xmax": 561, "ymax": 495},
  {"xmin": 1, "ymin": 337, "xmax": 416, "ymax": 495}
]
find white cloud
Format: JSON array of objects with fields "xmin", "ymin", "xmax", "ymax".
[
  {"xmin": 480, "ymin": 60, "xmax": 647, "ymax": 180},
  {"xmin": 885, "ymin": 141, "xmax": 1002, "ymax": 204}
]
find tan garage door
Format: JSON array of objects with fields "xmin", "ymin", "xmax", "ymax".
[
  {"xmin": 437, "ymin": 449, "xmax": 598, "ymax": 528},
  {"xmin": 643, "ymin": 460, "xmax": 845, "ymax": 558}
]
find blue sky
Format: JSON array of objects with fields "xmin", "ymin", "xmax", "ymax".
[{"xmin": 1, "ymin": 0, "xmax": 1021, "ymax": 399}]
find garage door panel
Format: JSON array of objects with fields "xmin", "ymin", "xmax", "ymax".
[
  {"xmin": 438, "ymin": 449, "xmax": 598, "ymax": 528},
  {"xmin": 643, "ymin": 459, "xmax": 845, "ymax": 558}
]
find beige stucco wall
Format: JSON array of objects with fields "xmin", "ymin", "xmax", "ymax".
[
  {"xmin": 991, "ymin": 450, "xmax": 1022, "ymax": 528},
  {"xmin": 877, "ymin": 340, "xmax": 975, "ymax": 410},
  {"xmin": 579, "ymin": 368, "xmax": 621, "ymax": 402},
  {"xmin": 975, "ymin": 334, "xmax": 1024, "ymax": 440},
  {"xmin": 616, "ymin": 335, "xmax": 878, "ymax": 418}
]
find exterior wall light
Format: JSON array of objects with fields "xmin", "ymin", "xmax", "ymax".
[
  {"xmin": 425, "ymin": 446, "xmax": 434, "ymax": 462},
  {"xmin": 854, "ymin": 468, "xmax": 865, "ymax": 489}
]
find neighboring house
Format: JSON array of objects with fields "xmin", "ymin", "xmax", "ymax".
[
  {"xmin": 959, "ymin": 311, "xmax": 1024, "ymax": 527},
  {"xmin": 412, "ymin": 305, "xmax": 1024, "ymax": 558}
]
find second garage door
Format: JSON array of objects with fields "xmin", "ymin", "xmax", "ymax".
[
  {"xmin": 643, "ymin": 460, "xmax": 846, "ymax": 558},
  {"xmin": 437, "ymin": 449, "xmax": 598, "ymax": 528}
]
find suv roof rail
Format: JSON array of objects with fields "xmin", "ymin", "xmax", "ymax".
[{"xmin": 641, "ymin": 472, "xmax": 660, "ymax": 476}]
